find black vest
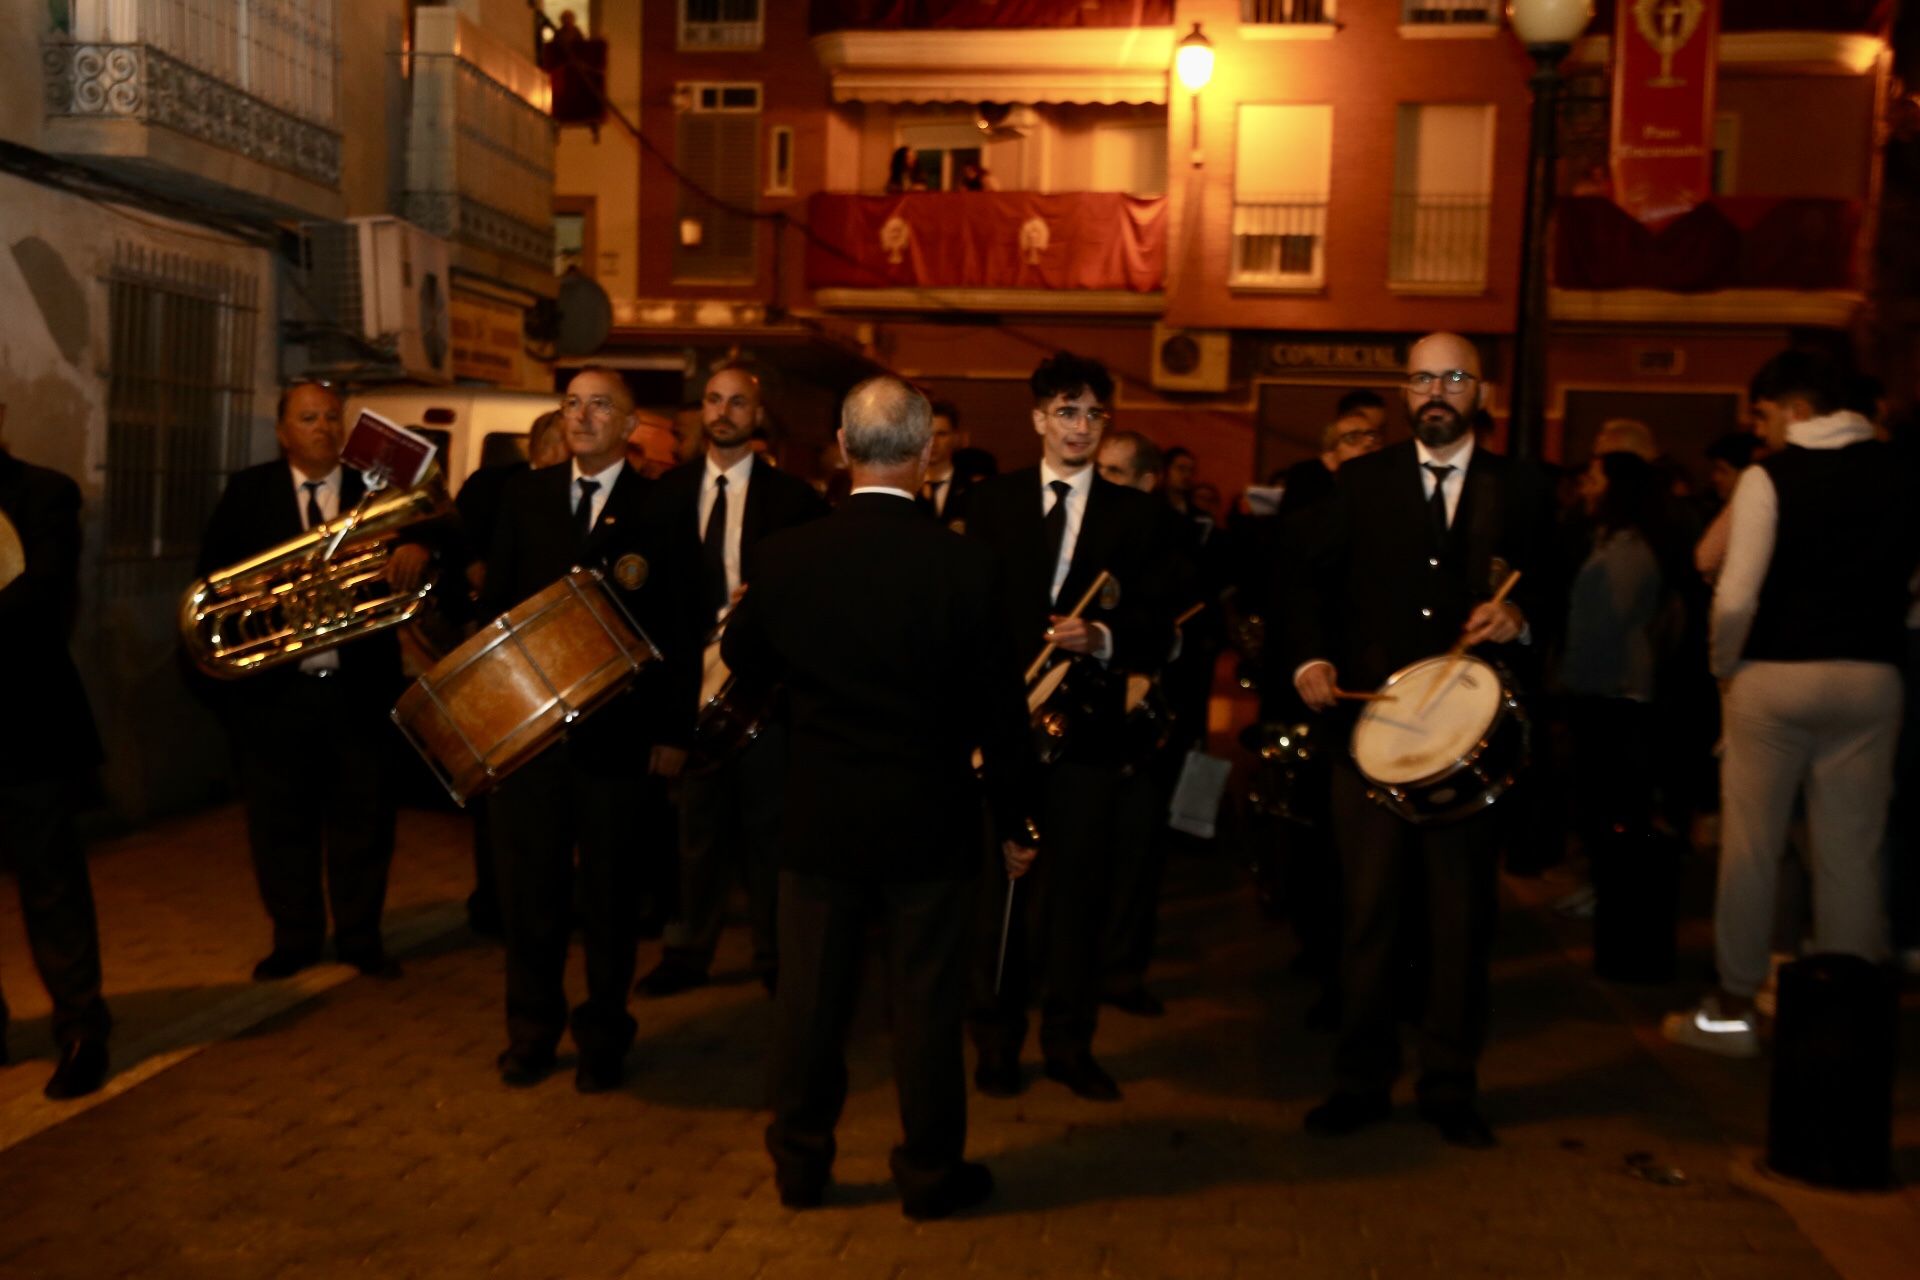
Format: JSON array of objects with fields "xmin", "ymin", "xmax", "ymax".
[{"xmin": 1743, "ymin": 439, "xmax": 1910, "ymax": 666}]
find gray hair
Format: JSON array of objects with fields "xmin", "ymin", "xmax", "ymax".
[{"xmin": 840, "ymin": 376, "xmax": 932, "ymax": 466}]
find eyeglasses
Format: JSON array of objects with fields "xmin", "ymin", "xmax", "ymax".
[
  {"xmin": 1406, "ymin": 370, "xmax": 1478, "ymax": 394},
  {"xmin": 1050, "ymin": 405, "xmax": 1111, "ymax": 428},
  {"xmin": 564, "ymin": 394, "xmax": 619, "ymax": 417}
]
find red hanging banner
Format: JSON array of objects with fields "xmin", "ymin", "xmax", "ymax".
[{"xmin": 1610, "ymin": 0, "xmax": 1721, "ymax": 225}]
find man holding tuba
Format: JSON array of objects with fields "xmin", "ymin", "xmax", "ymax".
[{"xmin": 194, "ymin": 380, "xmax": 431, "ymax": 982}]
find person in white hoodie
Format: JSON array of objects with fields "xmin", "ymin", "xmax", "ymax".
[{"xmin": 1664, "ymin": 350, "xmax": 1919, "ymax": 1057}]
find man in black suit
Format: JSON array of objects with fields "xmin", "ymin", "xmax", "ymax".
[
  {"xmin": 1282, "ymin": 332, "xmax": 1555, "ymax": 1148},
  {"xmin": 963, "ymin": 352, "xmax": 1169, "ymax": 1102},
  {"xmin": 722, "ymin": 375, "xmax": 1038, "ymax": 1220},
  {"xmin": 917, "ymin": 400, "xmax": 976, "ymax": 530},
  {"xmin": 483, "ymin": 367, "xmax": 682, "ymax": 1092},
  {"xmin": 0, "ymin": 425, "xmax": 112, "ymax": 1099},
  {"xmin": 636, "ymin": 364, "xmax": 829, "ymax": 998},
  {"xmin": 196, "ymin": 380, "xmax": 430, "ymax": 982}
]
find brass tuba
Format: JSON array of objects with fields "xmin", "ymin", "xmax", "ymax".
[{"xmin": 180, "ymin": 474, "xmax": 447, "ymax": 679}]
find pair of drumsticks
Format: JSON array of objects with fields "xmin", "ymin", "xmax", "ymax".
[{"xmin": 1331, "ymin": 570, "xmax": 1523, "ymax": 713}]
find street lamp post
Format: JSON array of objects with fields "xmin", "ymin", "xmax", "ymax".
[
  {"xmin": 1506, "ymin": 0, "xmax": 1592, "ymax": 463},
  {"xmin": 1175, "ymin": 23, "xmax": 1214, "ymax": 168}
]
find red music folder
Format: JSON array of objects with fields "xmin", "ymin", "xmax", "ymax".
[{"xmin": 342, "ymin": 409, "xmax": 436, "ymax": 488}]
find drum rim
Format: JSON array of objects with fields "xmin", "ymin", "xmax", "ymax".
[{"xmin": 1350, "ymin": 655, "xmax": 1517, "ymax": 791}]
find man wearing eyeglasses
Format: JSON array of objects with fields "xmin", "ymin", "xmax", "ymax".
[
  {"xmin": 1280, "ymin": 332, "xmax": 1553, "ymax": 1149},
  {"xmin": 482, "ymin": 366, "xmax": 682, "ymax": 1092},
  {"xmin": 962, "ymin": 352, "xmax": 1170, "ymax": 1102}
]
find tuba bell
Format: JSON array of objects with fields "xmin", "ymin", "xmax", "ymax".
[{"xmin": 180, "ymin": 472, "xmax": 448, "ymax": 679}]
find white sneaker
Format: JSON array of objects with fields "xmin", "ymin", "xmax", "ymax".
[{"xmin": 1661, "ymin": 1003, "xmax": 1761, "ymax": 1059}]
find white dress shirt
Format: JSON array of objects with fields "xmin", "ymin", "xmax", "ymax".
[
  {"xmin": 571, "ymin": 456, "xmax": 625, "ymax": 532},
  {"xmin": 291, "ymin": 463, "xmax": 344, "ymax": 674},
  {"xmin": 1415, "ymin": 431, "xmax": 1475, "ymax": 528},
  {"xmin": 851, "ymin": 485, "xmax": 918, "ymax": 501},
  {"xmin": 1038, "ymin": 462, "xmax": 1113, "ymax": 662},
  {"xmin": 699, "ymin": 451, "xmax": 755, "ymax": 609}
]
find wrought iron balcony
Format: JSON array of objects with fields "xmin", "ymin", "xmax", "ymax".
[
  {"xmin": 401, "ymin": 6, "xmax": 556, "ymax": 280},
  {"xmin": 1242, "ymin": 1, "xmax": 1333, "ymax": 25},
  {"xmin": 41, "ymin": 0, "xmax": 342, "ymax": 192},
  {"xmin": 1389, "ymin": 194, "xmax": 1491, "ymax": 292}
]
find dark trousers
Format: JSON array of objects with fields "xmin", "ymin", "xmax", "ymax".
[
  {"xmin": 662, "ymin": 725, "xmax": 785, "ymax": 977},
  {"xmin": 766, "ymin": 870, "xmax": 975, "ymax": 1201},
  {"xmin": 1888, "ymin": 629, "xmax": 1920, "ymax": 951},
  {"xmin": 1101, "ymin": 770, "xmax": 1167, "ymax": 994},
  {"xmin": 0, "ymin": 777, "xmax": 110, "ymax": 1047},
  {"xmin": 467, "ymin": 794, "xmax": 501, "ymax": 929},
  {"xmin": 230, "ymin": 676, "xmax": 396, "ymax": 959},
  {"xmin": 489, "ymin": 746, "xmax": 641, "ymax": 1059},
  {"xmin": 1568, "ymin": 697, "xmax": 1654, "ymax": 845},
  {"xmin": 970, "ymin": 760, "xmax": 1118, "ymax": 1064},
  {"xmin": 1330, "ymin": 764, "xmax": 1500, "ymax": 1106}
]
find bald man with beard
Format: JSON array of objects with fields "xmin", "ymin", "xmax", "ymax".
[{"xmin": 1281, "ymin": 332, "xmax": 1554, "ymax": 1149}]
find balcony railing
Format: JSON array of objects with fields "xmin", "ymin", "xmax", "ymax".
[
  {"xmin": 1554, "ymin": 196, "xmax": 1859, "ymax": 293},
  {"xmin": 44, "ymin": 0, "xmax": 341, "ymax": 187},
  {"xmin": 1242, "ymin": 0, "xmax": 1332, "ymax": 23},
  {"xmin": 809, "ymin": 1, "xmax": 1175, "ymax": 32},
  {"xmin": 1402, "ymin": 0, "xmax": 1499, "ymax": 24},
  {"xmin": 1231, "ymin": 200, "xmax": 1327, "ymax": 289},
  {"xmin": 682, "ymin": 0, "xmax": 762, "ymax": 49},
  {"xmin": 1389, "ymin": 194, "xmax": 1490, "ymax": 291},
  {"xmin": 403, "ymin": 7, "xmax": 555, "ymax": 274},
  {"xmin": 804, "ymin": 192, "xmax": 1165, "ymax": 296}
]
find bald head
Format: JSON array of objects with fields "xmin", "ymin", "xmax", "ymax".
[{"xmin": 1404, "ymin": 331, "xmax": 1486, "ymax": 450}]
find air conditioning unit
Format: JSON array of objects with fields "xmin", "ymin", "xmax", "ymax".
[
  {"xmin": 1151, "ymin": 324, "xmax": 1230, "ymax": 393},
  {"xmin": 302, "ymin": 216, "xmax": 453, "ymax": 383}
]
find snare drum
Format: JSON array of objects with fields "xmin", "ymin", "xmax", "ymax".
[
  {"xmin": 1349, "ymin": 654, "xmax": 1527, "ymax": 825},
  {"xmin": 392, "ymin": 569, "xmax": 660, "ymax": 804},
  {"xmin": 687, "ymin": 639, "xmax": 774, "ymax": 773}
]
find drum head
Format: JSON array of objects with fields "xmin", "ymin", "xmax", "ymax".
[
  {"xmin": 1352, "ymin": 655, "xmax": 1503, "ymax": 787},
  {"xmin": 699, "ymin": 640, "xmax": 730, "ymax": 708},
  {"xmin": 1027, "ymin": 661, "xmax": 1071, "ymax": 715},
  {"xmin": 1123, "ymin": 673, "xmax": 1152, "ymax": 715}
]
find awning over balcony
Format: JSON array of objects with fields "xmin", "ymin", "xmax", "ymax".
[
  {"xmin": 811, "ymin": 28, "xmax": 1176, "ymax": 104},
  {"xmin": 805, "ymin": 192, "xmax": 1166, "ymax": 292},
  {"xmin": 1554, "ymin": 197, "xmax": 1859, "ymax": 293},
  {"xmin": 810, "ymin": 0, "xmax": 1175, "ymax": 31}
]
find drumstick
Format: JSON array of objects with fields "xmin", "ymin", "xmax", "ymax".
[
  {"xmin": 1333, "ymin": 689, "xmax": 1396, "ymax": 703},
  {"xmin": 1174, "ymin": 601, "xmax": 1205, "ymax": 629},
  {"xmin": 993, "ymin": 879, "xmax": 1017, "ymax": 996},
  {"xmin": 1025, "ymin": 569, "xmax": 1115, "ymax": 685},
  {"xmin": 1414, "ymin": 569, "xmax": 1523, "ymax": 716}
]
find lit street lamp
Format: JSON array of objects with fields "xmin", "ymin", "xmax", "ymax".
[
  {"xmin": 1175, "ymin": 22, "xmax": 1214, "ymax": 168},
  {"xmin": 1506, "ymin": 0, "xmax": 1592, "ymax": 462}
]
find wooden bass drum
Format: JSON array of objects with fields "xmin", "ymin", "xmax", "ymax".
[{"xmin": 392, "ymin": 569, "xmax": 659, "ymax": 804}]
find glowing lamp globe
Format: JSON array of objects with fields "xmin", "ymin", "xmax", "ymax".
[
  {"xmin": 1507, "ymin": 0, "xmax": 1592, "ymax": 47},
  {"xmin": 1175, "ymin": 24, "xmax": 1214, "ymax": 94}
]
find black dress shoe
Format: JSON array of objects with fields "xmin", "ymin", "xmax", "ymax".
[
  {"xmin": 251, "ymin": 949, "xmax": 322, "ymax": 981},
  {"xmin": 1102, "ymin": 985, "xmax": 1166, "ymax": 1018},
  {"xmin": 574, "ymin": 1050, "xmax": 625, "ymax": 1094},
  {"xmin": 1418, "ymin": 1100, "xmax": 1497, "ymax": 1149},
  {"xmin": 341, "ymin": 950, "xmax": 403, "ymax": 981},
  {"xmin": 902, "ymin": 1161, "xmax": 993, "ymax": 1221},
  {"xmin": 636, "ymin": 960, "xmax": 709, "ymax": 998},
  {"xmin": 973, "ymin": 1055, "xmax": 1023, "ymax": 1099},
  {"xmin": 1303, "ymin": 1091, "xmax": 1392, "ymax": 1137},
  {"xmin": 777, "ymin": 1175, "xmax": 826, "ymax": 1210},
  {"xmin": 43, "ymin": 1038, "xmax": 109, "ymax": 1101},
  {"xmin": 496, "ymin": 1046, "xmax": 557, "ymax": 1088},
  {"xmin": 1043, "ymin": 1053, "xmax": 1122, "ymax": 1102}
]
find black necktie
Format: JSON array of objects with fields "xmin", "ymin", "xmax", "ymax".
[
  {"xmin": 574, "ymin": 478, "xmax": 600, "ymax": 550},
  {"xmin": 919, "ymin": 477, "xmax": 945, "ymax": 515},
  {"xmin": 1423, "ymin": 463, "xmax": 1455, "ymax": 550},
  {"xmin": 1041, "ymin": 479, "xmax": 1072, "ymax": 588},
  {"xmin": 703, "ymin": 474, "xmax": 730, "ymax": 616},
  {"xmin": 302, "ymin": 480, "xmax": 324, "ymax": 531}
]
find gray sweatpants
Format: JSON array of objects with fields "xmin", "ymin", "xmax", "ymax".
[{"xmin": 1716, "ymin": 660, "xmax": 1902, "ymax": 997}]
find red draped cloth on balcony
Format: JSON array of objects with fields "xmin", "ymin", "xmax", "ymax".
[
  {"xmin": 809, "ymin": 0, "xmax": 1176, "ymax": 33},
  {"xmin": 1553, "ymin": 197, "xmax": 1859, "ymax": 292},
  {"xmin": 805, "ymin": 192, "xmax": 1167, "ymax": 292}
]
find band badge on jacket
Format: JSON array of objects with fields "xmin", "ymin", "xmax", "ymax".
[
  {"xmin": 613, "ymin": 553, "xmax": 649, "ymax": 591},
  {"xmin": 1098, "ymin": 577, "xmax": 1122, "ymax": 610}
]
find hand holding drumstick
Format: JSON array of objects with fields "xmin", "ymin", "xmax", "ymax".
[{"xmin": 1415, "ymin": 570, "xmax": 1523, "ymax": 716}]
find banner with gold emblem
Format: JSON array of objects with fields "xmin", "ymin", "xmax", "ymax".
[{"xmin": 1610, "ymin": 0, "xmax": 1720, "ymax": 225}]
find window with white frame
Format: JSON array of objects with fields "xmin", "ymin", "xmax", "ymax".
[
  {"xmin": 1232, "ymin": 104, "xmax": 1332, "ymax": 288},
  {"xmin": 1242, "ymin": 0, "xmax": 1333, "ymax": 24},
  {"xmin": 680, "ymin": 0, "xmax": 762, "ymax": 51},
  {"xmin": 1389, "ymin": 103, "xmax": 1494, "ymax": 292},
  {"xmin": 767, "ymin": 125, "xmax": 794, "ymax": 195},
  {"xmin": 673, "ymin": 82, "xmax": 760, "ymax": 281},
  {"xmin": 1402, "ymin": 0, "xmax": 1498, "ymax": 24}
]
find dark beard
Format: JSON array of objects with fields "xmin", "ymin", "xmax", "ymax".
[{"xmin": 1411, "ymin": 400, "xmax": 1469, "ymax": 447}]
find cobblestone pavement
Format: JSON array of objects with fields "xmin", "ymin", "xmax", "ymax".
[{"xmin": 1, "ymin": 796, "xmax": 1903, "ymax": 1279}]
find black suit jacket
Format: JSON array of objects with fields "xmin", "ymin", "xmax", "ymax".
[
  {"xmin": 962, "ymin": 466, "xmax": 1170, "ymax": 674},
  {"xmin": 639, "ymin": 453, "xmax": 829, "ymax": 735},
  {"xmin": 917, "ymin": 467, "xmax": 977, "ymax": 530},
  {"xmin": 193, "ymin": 460, "xmax": 406, "ymax": 709},
  {"xmin": 0, "ymin": 450, "xmax": 103, "ymax": 779},
  {"xmin": 1278, "ymin": 439, "xmax": 1556, "ymax": 700},
  {"xmin": 484, "ymin": 460, "xmax": 678, "ymax": 763},
  {"xmin": 721, "ymin": 493, "xmax": 1038, "ymax": 882}
]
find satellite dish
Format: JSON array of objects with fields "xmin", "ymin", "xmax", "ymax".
[{"xmin": 554, "ymin": 268, "xmax": 612, "ymax": 357}]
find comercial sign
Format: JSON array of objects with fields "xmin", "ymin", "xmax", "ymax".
[
  {"xmin": 450, "ymin": 295, "xmax": 525, "ymax": 385},
  {"xmin": 1611, "ymin": 0, "xmax": 1720, "ymax": 224}
]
